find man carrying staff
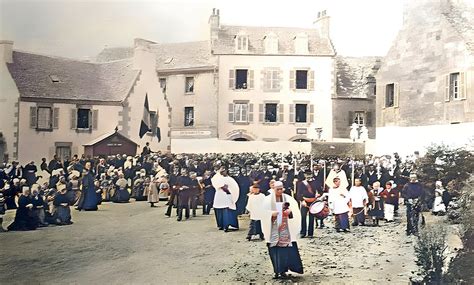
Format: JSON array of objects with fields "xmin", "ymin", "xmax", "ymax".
[
  {"xmin": 296, "ymin": 170, "xmax": 317, "ymax": 238},
  {"xmin": 401, "ymin": 174, "xmax": 424, "ymax": 236}
]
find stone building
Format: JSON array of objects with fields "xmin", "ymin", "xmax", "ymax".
[
  {"xmin": 211, "ymin": 9, "xmax": 337, "ymax": 142},
  {"xmin": 2, "ymin": 43, "xmax": 170, "ymax": 164},
  {"xmin": 376, "ymin": 0, "xmax": 474, "ymax": 155},
  {"xmin": 333, "ymin": 56, "xmax": 381, "ymax": 140}
]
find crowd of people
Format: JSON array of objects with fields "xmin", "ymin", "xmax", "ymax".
[{"xmin": 0, "ymin": 147, "xmax": 452, "ymax": 279}]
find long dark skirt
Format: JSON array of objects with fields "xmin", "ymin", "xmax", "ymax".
[
  {"xmin": 55, "ymin": 206, "xmax": 72, "ymax": 224},
  {"xmin": 214, "ymin": 208, "xmax": 239, "ymax": 230},
  {"xmin": 267, "ymin": 242, "xmax": 304, "ymax": 274},
  {"xmin": 335, "ymin": 212, "xmax": 350, "ymax": 230},
  {"xmin": 112, "ymin": 188, "xmax": 130, "ymax": 203},
  {"xmin": 247, "ymin": 219, "xmax": 263, "ymax": 236},
  {"xmin": 368, "ymin": 200, "xmax": 384, "ymax": 218}
]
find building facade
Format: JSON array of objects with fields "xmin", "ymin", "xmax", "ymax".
[
  {"xmin": 211, "ymin": 10, "xmax": 337, "ymax": 142},
  {"xmin": 376, "ymin": 0, "xmax": 474, "ymax": 155}
]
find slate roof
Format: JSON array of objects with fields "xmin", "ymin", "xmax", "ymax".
[
  {"xmin": 8, "ymin": 51, "xmax": 140, "ymax": 103},
  {"xmin": 336, "ymin": 56, "xmax": 381, "ymax": 98},
  {"xmin": 212, "ymin": 25, "xmax": 335, "ymax": 56},
  {"xmin": 150, "ymin": 41, "xmax": 216, "ymax": 71},
  {"xmin": 96, "ymin": 47, "xmax": 134, "ymax": 62},
  {"xmin": 442, "ymin": 0, "xmax": 474, "ymax": 53}
]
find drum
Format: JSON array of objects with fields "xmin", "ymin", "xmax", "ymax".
[{"xmin": 310, "ymin": 201, "xmax": 329, "ymax": 219}]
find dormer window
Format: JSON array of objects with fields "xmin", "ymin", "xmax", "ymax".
[
  {"xmin": 264, "ymin": 33, "xmax": 278, "ymax": 54},
  {"xmin": 49, "ymin": 75, "xmax": 60, "ymax": 83},
  {"xmin": 294, "ymin": 33, "xmax": 309, "ymax": 54},
  {"xmin": 235, "ymin": 33, "xmax": 249, "ymax": 52}
]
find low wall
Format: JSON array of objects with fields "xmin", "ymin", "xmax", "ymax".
[
  {"xmin": 311, "ymin": 142, "xmax": 365, "ymax": 158},
  {"xmin": 171, "ymin": 139, "xmax": 311, "ymax": 154}
]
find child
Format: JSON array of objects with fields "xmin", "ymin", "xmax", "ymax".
[
  {"xmin": 432, "ymin": 189, "xmax": 446, "ymax": 215},
  {"xmin": 245, "ymin": 183, "xmax": 265, "ymax": 241}
]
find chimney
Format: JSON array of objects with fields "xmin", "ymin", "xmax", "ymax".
[
  {"xmin": 313, "ymin": 10, "xmax": 330, "ymax": 38},
  {"xmin": 0, "ymin": 40, "xmax": 13, "ymax": 63},
  {"xmin": 209, "ymin": 8, "xmax": 220, "ymax": 43}
]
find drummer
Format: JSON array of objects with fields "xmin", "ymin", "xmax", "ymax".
[{"xmin": 296, "ymin": 170, "xmax": 317, "ymax": 238}]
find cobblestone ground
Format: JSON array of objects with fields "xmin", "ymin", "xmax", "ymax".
[{"xmin": 0, "ymin": 201, "xmax": 428, "ymax": 284}]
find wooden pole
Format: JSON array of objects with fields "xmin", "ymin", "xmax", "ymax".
[{"xmin": 351, "ymin": 159, "xmax": 355, "ymax": 187}]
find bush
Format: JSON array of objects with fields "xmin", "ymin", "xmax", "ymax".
[{"xmin": 413, "ymin": 225, "xmax": 448, "ymax": 284}]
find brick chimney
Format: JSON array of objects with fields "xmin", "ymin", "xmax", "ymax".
[
  {"xmin": 0, "ymin": 40, "xmax": 13, "ymax": 63},
  {"xmin": 314, "ymin": 10, "xmax": 330, "ymax": 38},
  {"xmin": 209, "ymin": 8, "xmax": 220, "ymax": 43}
]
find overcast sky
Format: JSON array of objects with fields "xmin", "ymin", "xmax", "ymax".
[{"xmin": 0, "ymin": 0, "xmax": 406, "ymax": 60}]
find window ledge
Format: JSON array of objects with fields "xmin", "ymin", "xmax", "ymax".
[
  {"xmin": 233, "ymin": 88, "xmax": 250, "ymax": 92},
  {"xmin": 75, "ymin": 128, "xmax": 92, "ymax": 133},
  {"xmin": 262, "ymin": 122, "xmax": 280, "ymax": 126},
  {"xmin": 185, "ymin": 92, "xmax": 195, "ymax": 95},
  {"xmin": 294, "ymin": 89, "xmax": 310, "ymax": 92},
  {"xmin": 293, "ymin": 123, "xmax": 310, "ymax": 127},
  {"xmin": 263, "ymin": 89, "xmax": 281, "ymax": 93},
  {"xmin": 35, "ymin": 128, "xmax": 53, "ymax": 132},
  {"xmin": 233, "ymin": 122, "xmax": 250, "ymax": 125}
]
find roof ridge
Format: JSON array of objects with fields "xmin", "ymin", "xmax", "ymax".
[{"xmin": 221, "ymin": 24, "xmax": 315, "ymax": 30}]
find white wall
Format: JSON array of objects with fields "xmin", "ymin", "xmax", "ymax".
[
  {"xmin": 218, "ymin": 55, "xmax": 334, "ymax": 141},
  {"xmin": 0, "ymin": 42, "xmax": 19, "ymax": 162},
  {"xmin": 376, "ymin": 123, "xmax": 474, "ymax": 157},
  {"xmin": 128, "ymin": 47, "xmax": 171, "ymax": 152},
  {"xmin": 18, "ymin": 102, "xmax": 121, "ymax": 164}
]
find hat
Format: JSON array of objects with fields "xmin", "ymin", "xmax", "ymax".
[
  {"xmin": 274, "ymin": 181, "xmax": 284, "ymax": 188},
  {"xmin": 435, "ymin": 181, "xmax": 443, "ymax": 187},
  {"xmin": 13, "ymin": 178, "xmax": 20, "ymax": 183}
]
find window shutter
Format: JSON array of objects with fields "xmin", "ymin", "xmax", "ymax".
[
  {"xmin": 290, "ymin": 70, "xmax": 296, "ymax": 90},
  {"xmin": 394, "ymin": 83, "xmax": 400, "ymax": 108},
  {"xmin": 277, "ymin": 70, "xmax": 283, "ymax": 91},
  {"xmin": 53, "ymin": 107, "xmax": 59, "ymax": 129},
  {"xmin": 228, "ymin": 103, "xmax": 234, "ymax": 122},
  {"xmin": 348, "ymin": 111, "xmax": 354, "ymax": 126},
  {"xmin": 381, "ymin": 84, "xmax": 386, "ymax": 108},
  {"xmin": 261, "ymin": 70, "xmax": 267, "ymax": 91},
  {"xmin": 248, "ymin": 103, "xmax": 254, "ymax": 122},
  {"xmin": 229, "ymin": 70, "xmax": 235, "ymax": 89},
  {"xmin": 278, "ymin": 104, "xmax": 284, "ymax": 123},
  {"xmin": 259, "ymin": 104, "xmax": 264, "ymax": 122},
  {"xmin": 30, "ymin": 106, "xmax": 37, "ymax": 129},
  {"xmin": 309, "ymin": 104, "xmax": 315, "ymax": 123},
  {"xmin": 289, "ymin": 104, "xmax": 295, "ymax": 123},
  {"xmin": 459, "ymin": 72, "xmax": 466, "ymax": 99},
  {"xmin": 248, "ymin": 70, "xmax": 254, "ymax": 89},
  {"xmin": 70, "ymin": 109, "xmax": 77, "ymax": 129},
  {"xmin": 444, "ymin": 75, "xmax": 450, "ymax": 102},
  {"xmin": 366, "ymin": 111, "xmax": 373, "ymax": 127},
  {"xmin": 92, "ymin": 109, "xmax": 99, "ymax": 130},
  {"xmin": 308, "ymin": 70, "xmax": 315, "ymax": 90}
]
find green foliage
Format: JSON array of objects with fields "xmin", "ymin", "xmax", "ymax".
[
  {"xmin": 414, "ymin": 225, "xmax": 448, "ymax": 284},
  {"xmin": 416, "ymin": 144, "xmax": 474, "ymax": 193}
]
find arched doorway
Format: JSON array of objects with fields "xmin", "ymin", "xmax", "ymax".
[
  {"xmin": 292, "ymin": 139, "xmax": 310, "ymax": 142},
  {"xmin": 233, "ymin": 138, "xmax": 249, "ymax": 141}
]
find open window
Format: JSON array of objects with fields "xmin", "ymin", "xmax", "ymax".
[
  {"xmin": 295, "ymin": 104, "xmax": 308, "ymax": 123},
  {"xmin": 264, "ymin": 103, "xmax": 278, "ymax": 123},
  {"xmin": 185, "ymin": 77, "xmax": 194, "ymax": 93},
  {"xmin": 71, "ymin": 108, "xmax": 98, "ymax": 130},
  {"xmin": 184, "ymin": 107, "xmax": 194, "ymax": 127},
  {"xmin": 385, "ymin": 84, "xmax": 395, "ymax": 107}
]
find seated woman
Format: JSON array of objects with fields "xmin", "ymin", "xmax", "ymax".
[
  {"xmin": 112, "ymin": 173, "xmax": 130, "ymax": 203},
  {"xmin": 53, "ymin": 186, "xmax": 73, "ymax": 225},
  {"xmin": 7, "ymin": 186, "xmax": 37, "ymax": 231},
  {"xmin": 31, "ymin": 184, "xmax": 48, "ymax": 227}
]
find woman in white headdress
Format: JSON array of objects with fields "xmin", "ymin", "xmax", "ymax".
[{"xmin": 255, "ymin": 181, "xmax": 303, "ymax": 279}]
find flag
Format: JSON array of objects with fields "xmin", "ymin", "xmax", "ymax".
[
  {"xmin": 139, "ymin": 94, "xmax": 151, "ymax": 138},
  {"xmin": 156, "ymin": 127, "xmax": 161, "ymax": 142}
]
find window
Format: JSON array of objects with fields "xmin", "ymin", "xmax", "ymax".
[
  {"xmin": 159, "ymin": 78, "xmax": 167, "ymax": 93},
  {"xmin": 77, "ymin": 109, "xmax": 90, "ymax": 129},
  {"xmin": 385, "ymin": 84, "xmax": 395, "ymax": 107},
  {"xmin": 265, "ymin": 104, "xmax": 278, "ymax": 123},
  {"xmin": 236, "ymin": 69, "xmax": 248, "ymax": 89},
  {"xmin": 295, "ymin": 104, "xmax": 307, "ymax": 123},
  {"xmin": 354, "ymin": 111, "xmax": 365, "ymax": 126},
  {"xmin": 184, "ymin": 107, "xmax": 194, "ymax": 127},
  {"xmin": 37, "ymin": 107, "xmax": 52, "ymax": 129},
  {"xmin": 295, "ymin": 33, "xmax": 309, "ymax": 54},
  {"xmin": 296, "ymin": 70, "xmax": 308, "ymax": 89},
  {"xmin": 55, "ymin": 145, "xmax": 71, "ymax": 162},
  {"xmin": 234, "ymin": 103, "xmax": 248, "ymax": 123},
  {"xmin": 450, "ymin": 73, "xmax": 460, "ymax": 100},
  {"xmin": 185, "ymin": 77, "xmax": 194, "ymax": 93},
  {"xmin": 236, "ymin": 35, "xmax": 248, "ymax": 51},
  {"xmin": 264, "ymin": 33, "xmax": 278, "ymax": 54},
  {"xmin": 264, "ymin": 69, "xmax": 280, "ymax": 90}
]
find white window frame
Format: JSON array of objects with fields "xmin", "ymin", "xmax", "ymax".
[
  {"xmin": 234, "ymin": 103, "xmax": 248, "ymax": 123},
  {"xmin": 354, "ymin": 111, "xmax": 365, "ymax": 126},
  {"xmin": 295, "ymin": 104, "xmax": 308, "ymax": 123},
  {"xmin": 76, "ymin": 108, "xmax": 91, "ymax": 130},
  {"xmin": 264, "ymin": 103, "xmax": 278, "ymax": 123},
  {"xmin": 450, "ymin": 72, "xmax": 460, "ymax": 100},
  {"xmin": 184, "ymin": 107, "xmax": 194, "ymax": 127},
  {"xmin": 236, "ymin": 35, "xmax": 249, "ymax": 52},
  {"xmin": 185, "ymin": 77, "xmax": 194, "ymax": 94},
  {"xmin": 37, "ymin": 106, "xmax": 52, "ymax": 130}
]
